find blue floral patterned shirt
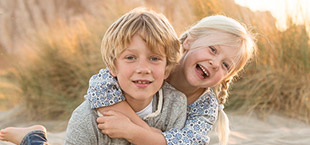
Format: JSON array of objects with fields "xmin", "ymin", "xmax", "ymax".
[
  {"xmin": 162, "ymin": 89, "xmax": 218, "ymax": 145},
  {"xmin": 85, "ymin": 68, "xmax": 219, "ymax": 145}
]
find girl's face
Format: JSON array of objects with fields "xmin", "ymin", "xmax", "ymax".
[{"xmin": 181, "ymin": 31, "xmax": 241, "ymax": 88}]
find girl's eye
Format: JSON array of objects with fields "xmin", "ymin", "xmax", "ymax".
[
  {"xmin": 209, "ymin": 46, "xmax": 216, "ymax": 54},
  {"xmin": 223, "ymin": 62, "xmax": 230, "ymax": 70}
]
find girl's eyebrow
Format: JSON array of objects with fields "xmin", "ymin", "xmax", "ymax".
[
  {"xmin": 211, "ymin": 45, "xmax": 221, "ymax": 52},
  {"xmin": 214, "ymin": 45, "xmax": 221, "ymax": 49}
]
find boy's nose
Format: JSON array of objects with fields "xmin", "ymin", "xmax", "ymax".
[{"xmin": 136, "ymin": 61, "xmax": 151, "ymax": 74}]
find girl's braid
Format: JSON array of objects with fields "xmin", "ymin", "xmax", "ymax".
[{"xmin": 217, "ymin": 79, "xmax": 232, "ymax": 104}]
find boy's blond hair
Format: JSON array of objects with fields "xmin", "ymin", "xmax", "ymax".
[{"xmin": 101, "ymin": 7, "xmax": 180, "ymax": 75}]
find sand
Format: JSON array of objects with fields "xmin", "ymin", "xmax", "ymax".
[
  {"xmin": 1, "ymin": 107, "xmax": 310, "ymax": 145},
  {"xmin": 209, "ymin": 112, "xmax": 310, "ymax": 145}
]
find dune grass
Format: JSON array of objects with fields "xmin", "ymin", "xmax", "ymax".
[
  {"xmin": 0, "ymin": 0, "xmax": 309, "ymax": 122},
  {"xmin": 2, "ymin": 19, "xmax": 104, "ymax": 120},
  {"xmin": 228, "ymin": 22, "xmax": 310, "ymax": 123}
]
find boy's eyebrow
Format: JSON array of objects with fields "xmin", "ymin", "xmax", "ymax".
[
  {"xmin": 151, "ymin": 52, "xmax": 165, "ymax": 57},
  {"xmin": 119, "ymin": 48, "xmax": 134, "ymax": 55},
  {"xmin": 123, "ymin": 47, "xmax": 136, "ymax": 52}
]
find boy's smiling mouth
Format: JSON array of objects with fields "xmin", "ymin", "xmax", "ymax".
[
  {"xmin": 132, "ymin": 80, "xmax": 153, "ymax": 88},
  {"xmin": 133, "ymin": 80, "xmax": 152, "ymax": 84},
  {"xmin": 196, "ymin": 64, "xmax": 209, "ymax": 79}
]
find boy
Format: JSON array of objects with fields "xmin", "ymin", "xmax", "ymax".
[{"xmin": 65, "ymin": 8, "xmax": 187, "ymax": 145}]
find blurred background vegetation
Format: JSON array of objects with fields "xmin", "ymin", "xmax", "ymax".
[{"xmin": 0, "ymin": 0, "xmax": 309, "ymax": 123}]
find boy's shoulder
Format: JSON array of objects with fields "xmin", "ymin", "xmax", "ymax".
[
  {"xmin": 72, "ymin": 101, "xmax": 93, "ymax": 115},
  {"xmin": 65, "ymin": 101, "xmax": 100, "ymax": 145},
  {"xmin": 69, "ymin": 101, "xmax": 97, "ymax": 124},
  {"xmin": 161, "ymin": 82, "xmax": 186, "ymax": 102},
  {"xmin": 146, "ymin": 82, "xmax": 187, "ymax": 131}
]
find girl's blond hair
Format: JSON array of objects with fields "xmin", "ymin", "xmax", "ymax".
[
  {"xmin": 180, "ymin": 15, "xmax": 256, "ymax": 145},
  {"xmin": 101, "ymin": 7, "xmax": 180, "ymax": 75}
]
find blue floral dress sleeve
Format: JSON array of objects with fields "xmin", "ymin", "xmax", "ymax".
[
  {"xmin": 162, "ymin": 89, "xmax": 219, "ymax": 145},
  {"xmin": 84, "ymin": 68, "xmax": 125, "ymax": 109}
]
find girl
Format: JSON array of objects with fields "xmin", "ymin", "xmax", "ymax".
[{"xmin": 93, "ymin": 15, "xmax": 256, "ymax": 145}]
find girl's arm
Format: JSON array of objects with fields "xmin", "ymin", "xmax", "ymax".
[
  {"xmin": 87, "ymin": 68, "xmax": 218, "ymax": 144},
  {"xmin": 86, "ymin": 68, "xmax": 153, "ymax": 130},
  {"xmin": 97, "ymin": 89, "xmax": 219, "ymax": 145},
  {"xmin": 97, "ymin": 103, "xmax": 216, "ymax": 145},
  {"xmin": 86, "ymin": 68, "xmax": 166, "ymax": 143},
  {"xmin": 97, "ymin": 110, "xmax": 167, "ymax": 145},
  {"xmin": 96, "ymin": 101, "xmax": 152, "ymax": 131}
]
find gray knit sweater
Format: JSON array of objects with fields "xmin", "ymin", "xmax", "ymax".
[{"xmin": 65, "ymin": 82, "xmax": 187, "ymax": 145}]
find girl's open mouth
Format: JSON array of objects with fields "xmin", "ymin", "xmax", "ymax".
[{"xmin": 196, "ymin": 64, "xmax": 209, "ymax": 79}]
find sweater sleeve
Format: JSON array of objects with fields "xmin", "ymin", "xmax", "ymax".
[
  {"xmin": 65, "ymin": 102, "xmax": 99, "ymax": 145},
  {"xmin": 162, "ymin": 89, "xmax": 219, "ymax": 145},
  {"xmin": 84, "ymin": 68, "xmax": 125, "ymax": 109}
]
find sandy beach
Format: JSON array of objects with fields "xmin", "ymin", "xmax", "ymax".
[
  {"xmin": 0, "ymin": 106, "xmax": 67, "ymax": 145},
  {"xmin": 1, "ymin": 107, "xmax": 310, "ymax": 145},
  {"xmin": 210, "ymin": 112, "xmax": 310, "ymax": 145}
]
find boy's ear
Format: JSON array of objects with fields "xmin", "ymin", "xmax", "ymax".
[
  {"xmin": 164, "ymin": 66, "xmax": 173, "ymax": 79},
  {"xmin": 164, "ymin": 72, "xmax": 169, "ymax": 79},
  {"xmin": 108, "ymin": 67, "xmax": 118, "ymax": 77}
]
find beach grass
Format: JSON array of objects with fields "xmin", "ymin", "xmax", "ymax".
[
  {"xmin": 0, "ymin": 0, "xmax": 309, "ymax": 122},
  {"xmin": 1, "ymin": 19, "xmax": 104, "ymax": 120}
]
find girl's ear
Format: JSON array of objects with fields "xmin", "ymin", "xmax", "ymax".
[
  {"xmin": 108, "ymin": 67, "xmax": 118, "ymax": 77},
  {"xmin": 182, "ymin": 38, "xmax": 191, "ymax": 51}
]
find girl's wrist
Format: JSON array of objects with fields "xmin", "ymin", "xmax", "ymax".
[{"xmin": 125, "ymin": 123, "xmax": 141, "ymax": 142}]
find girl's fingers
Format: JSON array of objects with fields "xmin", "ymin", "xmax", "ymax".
[
  {"xmin": 98, "ymin": 123, "xmax": 105, "ymax": 130},
  {"xmin": 102, "ymin": 110, "xmax": 117, "ymax": 116},
  {"xmin": 96, "ymin": 112, "xmax": 116, "ymax": 123},
  {"xmin": 98, "ymin": 124, "xmax": 112, "ymax": 136},
  {"xmin": 96, "ymin": 116, "xmax": 105, "ymax": 123}
]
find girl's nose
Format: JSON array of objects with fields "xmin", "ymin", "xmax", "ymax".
[{"xmin": 208, "ymin": 60, "xmax": 219, "ymax": 70}]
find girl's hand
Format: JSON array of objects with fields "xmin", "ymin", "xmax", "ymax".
[
  {"xmin": 96, "ymin": 101, "xmax": 152, "ymax": 131},
  {"xmin": 150, "ymin": 127, "xmax": 162, "ymax": 133},
  {"xmin": 97, "ymin": 110, "xmax": 166, "ymax": 145},
  {"xmin": 97, "ymin": 110, "xmax": 136, "ymax": 139}
]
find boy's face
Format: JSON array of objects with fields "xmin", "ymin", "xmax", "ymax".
[
  {"xmin": 110, "ymin": 34, "xmax": 168, "ymax": 112},
  {"xmin": 181, "ymin": 31, "xmax": 240, "ymax": 88}
]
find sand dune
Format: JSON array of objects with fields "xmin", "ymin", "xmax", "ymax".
[{"xmin": 1, "ymin": 109, "xmax": 310, "ymax": 145}]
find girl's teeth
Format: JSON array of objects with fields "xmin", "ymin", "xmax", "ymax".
[{"xmin": 198, "ymin": 64, "xmax": 209, "ymax": 77}]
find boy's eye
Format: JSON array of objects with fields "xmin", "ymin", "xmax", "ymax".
[
  {"xmin": 209, "ymin": 46, "xmax": 216, "ymax": 54},
  {"xmin": 150, "ymin": 57, "xmax": 161, "ymax": 61},
  {"xmin": 125, "ymin": 56, "xmax": 135, "ymax": 60}
]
